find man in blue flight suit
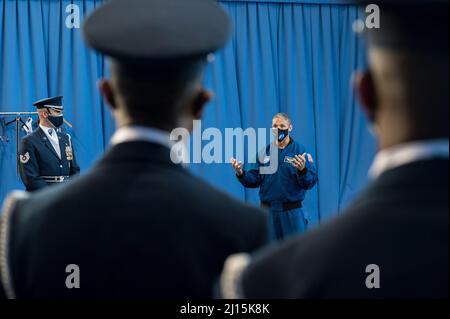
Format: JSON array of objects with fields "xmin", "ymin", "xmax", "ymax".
[
  {"xmin": 18, "ymin": 96, "xmax": 80, "ymax": 191},
  {"xmin": 231, "ymin": 112, "xmax": 318, "ymax": 241}
]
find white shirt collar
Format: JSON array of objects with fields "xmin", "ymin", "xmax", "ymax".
[
  {"xmin": 40, "ymin": 125, "xmax": 56, "ymax": 137},
  {"xmin": 369, "ymin": 138, "xmax": 449, "ymax": 179},
  {"xmin": 39, "ymin": 124, "xmax": 61, "ymax": 158},
  {"xmin": 110, "ymin": 125, "xmax": 188, "ymax": 165},
  {"xmin": 111, "ymin": 125, "xmax": 172, "ymax": 148}
]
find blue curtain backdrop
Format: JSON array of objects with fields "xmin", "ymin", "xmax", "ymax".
[{"xmin": 0, "ymin": 0, "xmax": 376, "ymax": 226}]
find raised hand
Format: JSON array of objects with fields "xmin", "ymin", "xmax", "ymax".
[{"xmin": 230, "ymin": 157, "xmax": 244, "ymax": 176}]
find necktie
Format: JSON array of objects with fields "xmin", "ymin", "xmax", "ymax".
[{"xmin": 48, "ymin": 129, "xmax": 53, "ymax": 136}]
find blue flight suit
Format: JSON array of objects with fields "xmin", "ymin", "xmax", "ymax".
[
  {"xmin": 18, "ymin": 127, "xmax": 80, "ymax": 191},
  {"xmin": 237, "ymin": 138, "xmax": 318, "ymax": 240}
]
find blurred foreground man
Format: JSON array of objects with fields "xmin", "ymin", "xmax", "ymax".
[
  {"xmin": 220, "ymin": 0, "xmax": 449, "ymax": 298},
  {"xmin": 0, "ymin": 0, "xmax": 267, "ymax": 298}
]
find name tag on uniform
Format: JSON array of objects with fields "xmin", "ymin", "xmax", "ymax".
[
  {"xmin": 65, "ymin": 146, "xmax": 73, "ymax": 161},
  {"xmin": 284, "ymin": 156, "xmax": 295, "ymax": 164}
]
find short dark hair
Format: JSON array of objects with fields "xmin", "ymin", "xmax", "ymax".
[{"xmin": 111, "ymin": 58, "xmax": 205, "ymax": 127}]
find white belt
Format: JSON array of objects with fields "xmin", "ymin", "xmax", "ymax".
[{"xmin": 40, "ymin": 176, "xmax": 69, "ymax": 183}]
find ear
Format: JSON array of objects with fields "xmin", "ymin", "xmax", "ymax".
[
  {"xmin": 191, "ymin": 88, "xmax": 212, "ymax": 119},
  {"xmin": 354, "ymin": 70, "xmax": 377, "ymax": 123},
  {"xmin": 98, "ymin": 79, "xmax": 116, "ymax": 110},
  {"xmin": 288, "ymin": 124, "xmax": 293, "ymax": 132}
]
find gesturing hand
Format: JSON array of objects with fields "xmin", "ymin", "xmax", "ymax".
[
  {"xmin": 292, "ymin": 153, "xmax": 307, "ymax": 172},
  {"xmin": 230, "ymin": 157, "xmax": 244, "ymax": 177}
]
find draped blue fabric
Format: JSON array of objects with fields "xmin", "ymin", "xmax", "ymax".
[
  {"xmin": 0, "ymin": 0, "xmax": 376, "ymax": 226},
  {"xmin": 0, "ymin": 0, "xmax": 112, "ymax": 209}
]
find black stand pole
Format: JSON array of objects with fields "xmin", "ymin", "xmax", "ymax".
[
  {"xmin": 0, "ymin": 112, "xmax": 38, "ymax": 178},
  {"xmin": 15, "ymin": 116, "xmax": 19, "ymax": 176}
]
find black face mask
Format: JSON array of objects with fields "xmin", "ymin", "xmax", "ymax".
[
  {"xmin": 48, "ymin": 114, "xmax": 63, "ymax": 128},
  {"xmin": 277, "ymin": 128, "xmax": 289, "ymax": 142}
]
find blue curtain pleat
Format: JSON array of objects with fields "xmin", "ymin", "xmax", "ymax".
[{"xmin": 0, "ymin": 0, "xmax": 375, "ymax": 227}]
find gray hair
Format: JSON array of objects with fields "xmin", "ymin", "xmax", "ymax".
[{"xmin": 272, "ymin": 112, "xmax": 291, "ymax": 125}]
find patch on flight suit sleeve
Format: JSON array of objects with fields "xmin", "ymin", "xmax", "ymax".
[
  {"xmin": 19, "ymin": 152, "xmax": 30, "ymax": 164},
  {"xmin": 306, "ymin": 153, "xmax": 313, "ymax": 163}
]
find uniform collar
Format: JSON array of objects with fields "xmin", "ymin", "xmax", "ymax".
[
  {"xmin": 278, "ymin": 136, "xmax": 293, "ymax": 150},
  {"xmin": 39, "ymin": 125, "xmax": 57, "ymax": 138},
  {"xmin": 369, "ymin": 138, "xmax": 449, "ymax": 179},
  {"xmin": 110, "ymin": 125, "xmax": 187, "ymax": 164}
]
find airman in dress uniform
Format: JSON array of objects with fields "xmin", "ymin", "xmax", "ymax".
[{"xmin": 18, "ymin": 96, "xmax": 80, "ymax": 191}]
